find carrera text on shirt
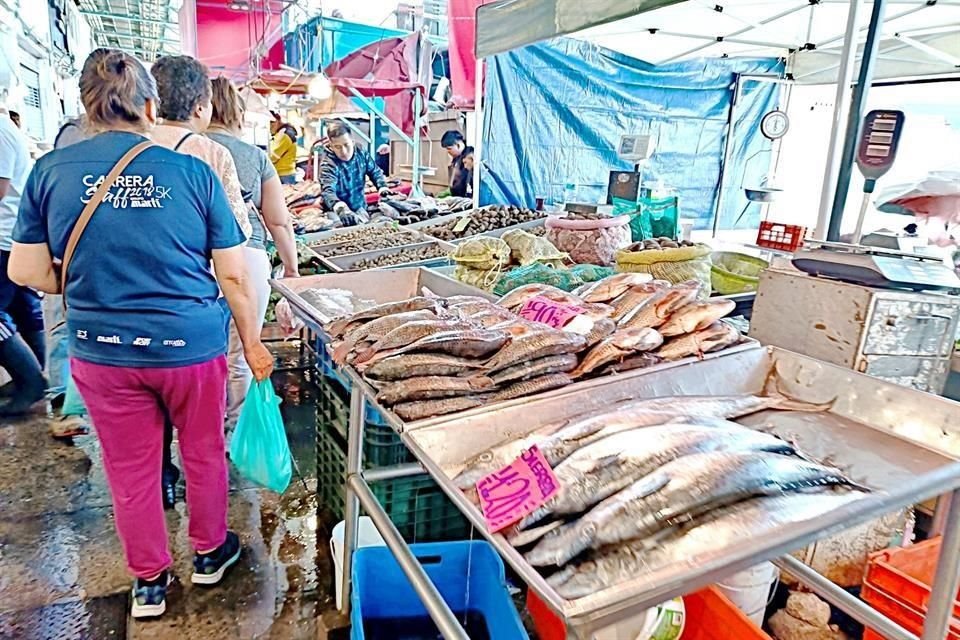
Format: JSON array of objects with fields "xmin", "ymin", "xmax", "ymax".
[{"xmin": 13, "ymin": 131, "xmax": 246, "ymax": 368}]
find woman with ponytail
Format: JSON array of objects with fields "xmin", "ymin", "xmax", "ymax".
[{"xmin": 7, "ymin": 50, "xmax": 272, "ymax": 619}]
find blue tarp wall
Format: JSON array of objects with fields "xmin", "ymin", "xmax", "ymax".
[
  {"xmin": 481, "ymin": 38, "xmax": 784, "ymax": 230},
  {"xmin": 284, "ymin": 16, "xmax": 407, "ymax": 72}
]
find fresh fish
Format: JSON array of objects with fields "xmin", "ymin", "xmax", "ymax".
[
  {"xmin": 443, "ymin": 295, "xmax": 492, "ymax": 308},
  {"xmin": 526, "ymin": 451, "xmax": 864, "ymax": 567},
  {"xmin": 658, "ymin": 322, "xmax": 740, "ymax": 361},
  {"xmin": 363, "ymin": 353, "xmax": 487, "ymax": 381},
  {"xmin": 489, "ymin": 354, "xmax": 579, "ymax": 386},
  {"xmin": 562, "ymin": 304, "xmax": 618, "ymax": 337},
  {"xmin": 332, "ymin": 309, "xmax": 437, "ymax": 364},
  {"xmin": 582, "ymin": 317, "xmax": 617, "ymax": 347},
  {"xmin": 602, "ymin": 352, "xmax": 662, "ymax": 374},
  {"xmin": 392, "ymin": 394, "xmax": 493, "ymax": 421},
  {"xmin": 355, "ymin": 319, "xmax": 478, "ymax": 364},
  {"xmin": 451, "ymin": 389, "xmax": 832, "ymax": 490},
  {"xmin": 327, "ymin": 297, "xmax": 441, "ymax": 337},
  {"xmin": 447, "ymin": 300, "xmax": 504, "ymax": 316},
  {"xmin": 484, "ymin": 331, "xmax": 587, "ymax": 373},
  {"xmin": 574, "ymin": 273, "xmax": 654, "ymax": 303},
  {"xmin": 660, "ymin": 299, "xmax": 736, "ymax": 337},
  {"xmin": 356, "ymin": 329, "xmax": 510, "ymax": 369},
  {"xmin": 470, "ymin": 307, "xmax": 518, "ymax": 328},
  {"xmin": 516, "ymin": 424, "xmax": 799, "ymax": 534},
  {"xmin": 376, "ymin": 375, "xmax": 494, "ymax": 405},
  {"xmin": 548, "ymin": 491, "xmax": 870, "ymax": 599},
  {"xmin": 570, "ymin": 328, "xmax": 664, "ymax": 378},
  {"xmin": 498, "ymin": 284, "xmax": 583, "ymax": 312},
  {"xmin": 491, "ymin": 373, "xmax": 573, "ymax": 403},
  {"xmin": 617, "ymin": 281, "xmax": 700, "ymax": 330},
  {"xmin": 609, "ymin": 281, "xmax": 671, "ymax": 321}
]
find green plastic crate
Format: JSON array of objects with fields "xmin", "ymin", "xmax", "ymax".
[{"xmin": 315, "ymin": 419, "xmax": 471, "ymax": 543}]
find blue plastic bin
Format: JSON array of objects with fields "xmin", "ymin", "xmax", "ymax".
[{"xmin": 350, "ymin": 541, "xmax": 529, "ymax": 640}]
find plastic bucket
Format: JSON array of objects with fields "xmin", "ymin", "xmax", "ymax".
[
  {"xmin": 331, "ymin": 517, "xmax": 386, "ymax": 610},
  {"xmin": 590, "ymin": 598, "xmax": 684, "ymax": 640},
  {"xmin": 715, "ymin": 562, "xmax": 779, "ymax": 627}
]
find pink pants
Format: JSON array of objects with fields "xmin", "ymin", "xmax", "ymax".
[{"xmin": 71, "ymin": 356, "xmax": 229, "ymax": 579}]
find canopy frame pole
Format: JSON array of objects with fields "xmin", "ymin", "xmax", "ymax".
[
  {"xmin": 347, "ymin": 88, "xmax": 414, "ymax": 146},
  {"xmin": 472, "ymin": 58, "xmax": 484, "ymax": 208},
  {"xmin": 826, "ymin": 0, "xmax": 889, "ymax": 242},
  {"xmin": 712, "ymin": 74, "xmax": 742, "ymax": 238},
  {"xmin": 412, "ymin": 88, "xmax": 424, "ymax": 197},
  {"xmin": 813, "ymin": 0, "xmax": 865, "ymax": 240}
]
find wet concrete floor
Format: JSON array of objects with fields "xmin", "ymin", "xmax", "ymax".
[{"xmin": 0, "ymin": 344, "xmax": 342, "ymax": 640}]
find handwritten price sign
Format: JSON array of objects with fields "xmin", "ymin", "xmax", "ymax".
[
  {"xmin": 518, "ymin": 296, "xmax": 585, "ymax": 329},
  {"xmin": 476, "ymin": 445, "xmax": 560, "ymax": 532}
]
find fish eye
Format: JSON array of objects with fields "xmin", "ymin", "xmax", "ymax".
[{"xmin": 479, "ymin": 451, "xmax": 493, "ymax": 463}]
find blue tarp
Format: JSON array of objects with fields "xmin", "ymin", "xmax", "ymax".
[
  {"xmin": 480, "ymin": 38, "xmax": 784, "ymax": 230},
  {"xmin": 285, "ymin": 16, "xmax": 407, "ymax": 72}
]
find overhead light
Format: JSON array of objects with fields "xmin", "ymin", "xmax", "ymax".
[
  {"xmin": 228, "ymin": 0, "xmax": 250, "ymax": 10},
  {"xmin": 308, "ymin": 73, "xmax": 332, "ymax": 100}
]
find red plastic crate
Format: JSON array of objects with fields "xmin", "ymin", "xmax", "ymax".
[
  {"xmin": 756, "ymin": 221, "xmax": 807, "ymax": 252},
  {"xmin": 861, "ymin": 582, "xmax": 960, "ymax": 640},
  {"xmin": 526, "ymin": 586, "xmax": 771, "ymax": 640},
  {"xmin": 865, "ymin": 538, "xmax": 960, "ymax": 623}
]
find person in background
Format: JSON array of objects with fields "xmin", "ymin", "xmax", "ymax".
[
  {"xmin": 8, "ymin": 111, "xmax": 20, "ymax": 129},
  {"xmin": 150, "ymin": 54, "xmax": 252, "ymax": 510},
  {"xmin": 375, "ymin": 143, "xmax": 391, "ymax": 176},
  {"xmin": 8, "ymin": 50, "xmax": 272, "ymax": 619},
  {"xmin": 449, "ymin": 146, "xmax": 475, "ymax": 198},
  {"xmin": 207, "ymin": 77, "xmax": 299, "ymax": 436},
  {"xmin": 270, "ymin": 122, "xmax": 299, "ymax": 185},
  {"xmin": 319, "ymin": 122, "xmax": 390, "ymax": 227},
  {"xmin": 439, "ymin": 129, "xmax": 469, "ymax": 198},
  {"xmin": 0, "ymin": 106, "xmax": 45, "ymax": 416}
]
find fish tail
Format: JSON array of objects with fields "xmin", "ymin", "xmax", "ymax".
[
  {"xmin": 763, "ymin": 366, "xmax": 836, "ymax": 412},
  {"xmin": 508, "ymin": 519, "xmax": 563, "ymax": 548},
  {"xmin": 331, "ymin": 340, "xmax": 352, "ymax": 365}
]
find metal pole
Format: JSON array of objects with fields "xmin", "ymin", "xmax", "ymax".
[
  {"xmin": 363, "ymin": 462, "xmax": 425, "ymax": 482},
  {"xmin": 348, "ymin": 474, "xmax": 470, "ymax": 640},
  {"xmin": 775, "ymin": 556, "xmax": 918, "ymax": 640},
  {"xmin": 922, "ymin": 490, "xmax": 960, "ymax": 640},
  {"xmin": 412, "ymin": 89, "xmax": 423, "ymax": 197},
  {"xmin": 338, "ymin": 385, "xmax": 366, "ymax": 616},
  {"xmin": 472, "ymin": 58, "xmax": 484, "ymax": 208},
  {"xmin": 712, "ymin": 75, "xmax": 741, "ymax": 238},
  {"xmin": 826, "ymin": 0, "xmax": 889, "ymax": 242},
  {"xmin": 813, "ymin": 0, "xmax": 865, "ymax": 240}
]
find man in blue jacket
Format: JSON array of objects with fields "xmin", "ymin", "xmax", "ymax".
[{"xmin": 319, "ymin": 122, "xmax": 390, "ymax": 226}]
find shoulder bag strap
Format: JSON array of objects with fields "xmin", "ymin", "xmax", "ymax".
[
  {"xmin": 60, "ymin": 141, "xmax": 154, "ymax": 307},
  {"xmin": 173, "ymin": 132, "xmax": 195, "ymax": 151}
]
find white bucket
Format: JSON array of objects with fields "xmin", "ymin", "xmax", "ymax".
[
  {"xmin": 715, "ymin": 562, "xmax": 779, "ymax": 627},
  {"xmin": 330, "ymin": 517, "xmax": 386, "ymax": 609},
  {"xmin": 591, "ymin": 598, "xmax": 685, "ymax": 640}
]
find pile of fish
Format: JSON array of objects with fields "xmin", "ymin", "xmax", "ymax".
[
  {"xmin": 320, "ymin": 272, "xmax": 744, "ymax": 421},
  {"xmin": 450, "ymin": 392, "xmax": 869, "ymax": 600}
]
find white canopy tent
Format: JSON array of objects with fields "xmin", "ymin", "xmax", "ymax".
[{"xmin": 475, "ymin": 0, "xmax": 960, "ymax": 85}]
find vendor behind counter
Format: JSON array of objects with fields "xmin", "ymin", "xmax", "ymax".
[{"xmin": 318, "ymin": 122, "xmax": 390, "ymax": 226}]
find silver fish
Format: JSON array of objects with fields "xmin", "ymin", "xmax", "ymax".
[
  {"xmin": 356, "ymin": 329, "xmax": 510, "ymax": 369},
  {"xmin": 525, "ymin": 451, "xmax": 863, "ymax": 567},
  {"xmin": 332, "ymin": 309, "xmax": 437, "ymax": 364},
  {"xmin": 570, "ymin": 328, "xmax": 663, "ymax": 378},
  {"xmin": 354, "ymin": 319, "xmax": 478, "ymax": 364},
  {"xmin": 392, "ymin": 395, "xmax": 492, "ymax": 421},
  {"xmin": 609, "ymin": 281, "xmax": 671, "ymax": 321},
  {"xmin": 617, "ymin": 281, "xmax": 700, "ymax": 330},
  {"xmin": 489, "ymin": 354, "xmax": 579, "ymax": 386},
  {"xmin": 574, "ymin": 273, "xmax": 654, "ymax": 303},
  {"xmin": 451, "ymin": 390, "xmax": 832, "ymax": 490},
  {"xmin": 376, "ymin": 376, "xmax": 494, "ymax": 405},
  {"xmin": 660, "ymin": 299, "xmax": 736, "ymax": 337},
  {"xmin": 602, "ymin": 352, "xmax": 662, "ymax": 374},
  {"xmin": 327, "ymin": 296, "xmax": 441, "ymax": 337},
  {"xmin": 491, "ymin": 373, "xmax": 573, "ymax": 403},
  {"xmin": 582, "ymin": 317, "xmax": 617, "ymax": 348},
  {"xmin": 484, "ymin": 330, "xmax": 587, "ymax": 373},
  {"xmin": 498, "ymin": 284, "xmax": 576, "ymax": 311},
  {"xmin": 363, "ymin": 353, "xmax": 487, "ymax": 381},
  {"xmin": 658, "ymin": 322, "xmax": 741, "ymax": 361},
  {"xmin": 516, "ymin": 423, "xmax": 799, "ymax": 534},
  {"xmin": 548, "ymin": 491, "xmax": 869, "ymax": 599}
]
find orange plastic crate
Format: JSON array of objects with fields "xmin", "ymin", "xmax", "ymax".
[
  {"xmin": 756, "ymin": 221, "xmax": 807, "ymax": 252},
  {"xmin": 861, "ymin": 582, "xmax": 960, "ymax": 640},
  {"xmin": 864, "ymin": 538, "xmax": 960, "ymax": 623},
  {"xmin": 526, "ymin": 586, "xmax": 771, "ymax": 640}
]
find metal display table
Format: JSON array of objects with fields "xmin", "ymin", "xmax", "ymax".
[{"xmin": 272, "ymin": 272, "xmax": 960, "ymax": 640}]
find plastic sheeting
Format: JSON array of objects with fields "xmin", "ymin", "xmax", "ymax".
[
  {"xmin": 480, "ymin": 38, "xmax": 783, "ymax": 230},
  {"xmin": 284, "ymin": 16, "xmax": 406, "ymax": 72},
  {"xmin": 447, "ymin": 0, "xmax": 498, "ymax": 109}
]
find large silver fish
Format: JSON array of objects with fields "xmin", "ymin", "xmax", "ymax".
[
  {"xmin": 659, "ymin": 299, "xmax": 736, "ymax": 337},
  {"xmin": 451, "ymin": 391, "xmax": 831, "ymax": 490},
  {"xmin": 515, "ymin": 423, "xmax": 800, "ymax": 536},
  {"xmin": 356, "ymin": 329, "xmax": 510, "ymax": 369},
  {"xmin": 617, "ymin": 281, "xmax": 700, "ymax": 330},
  {"xmin": 354, "ymin": 319, "xmax": 478, "ymax": 364},
  {"xmin": 363, "ymin": 353, "xmax": 487, "ymax": 381},
  {"xmin": 525, "ymin": 451, "xmax": 864, "ymax": 567},
  {"xmin": 326, "ymin": 296, "xmax": 441, "ymax": 337},
  {"xmin": 570, "ymin": 328, "xmax": 663, "ymax": 378},
  {"xmin": 548, "ymin": 491, "xmax": 870, "ymax": 599},
  {"xmin": 574, "ymin": 273, "xmax": 654, "ymax": 303},
  {"xmin": 489, "ymin": 354, "xmax": 579, "ymax": 386},
  {"xmin": 658, "ymin": 322, "xmax": 740, "ymax": 361},
  {"xmin": 484, "ymin": 330, "xmax": 587, "ymax": 373},
  {"xmin": 376, "ymin": 375, "xmax": 495, "ymax": 406},
  {"xmin": 332, "ymin": 309, "xmax": 437, "ymax": 364}
]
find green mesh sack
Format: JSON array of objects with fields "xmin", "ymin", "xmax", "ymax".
[
  {"xmin": 569, "ymin": 264, "xmax": 616, "ymax": 283},
  {"xmin": 492, "ymin": 264, "xmax": 586, "ymax": 295}
]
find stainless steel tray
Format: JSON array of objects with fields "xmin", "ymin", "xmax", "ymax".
[
  {"xmin": 300, "ymin": 222, "xmax": 401, "ymax": 247},
  {"xmin": 403, "ymin": 346, "xmax": 960, "ymax": 630},
  {"xmin": 324, "ymin": 240, "xmax": 456, "ymax": 273}
]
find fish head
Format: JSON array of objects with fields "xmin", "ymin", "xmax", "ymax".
[
  {"xmin": 656, "ymin": 286, "xmax": 700, "ymax": 317},
  {"xmin": 610, "ymin": 327, "xmax": 664, "ymax": 351},
  {"xmin": 697, "ymin": 322, "xmax": 740, "ymax": 352}
]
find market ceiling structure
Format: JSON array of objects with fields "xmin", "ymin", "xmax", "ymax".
[
  {"xmin": 78, "ymin": 0, "xmax": 182, "ymax": 61},
  {"xmin": 475, "ymin": 0, "xmax": 960, "ymax": 84}
]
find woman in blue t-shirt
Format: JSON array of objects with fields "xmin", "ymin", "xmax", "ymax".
[{"xmin": 7, "ymin": 50, "xmax": 272, "ymax": 619}]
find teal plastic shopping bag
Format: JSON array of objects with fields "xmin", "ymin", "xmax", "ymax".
[
  {"xmin": 62, "ymin": 361, "xmax": 87, "ymax": 416},
  {"xmin": 229, "ymin": 379, "xmax": 292, "ymax": 493}
]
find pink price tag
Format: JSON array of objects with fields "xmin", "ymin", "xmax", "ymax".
[
  {"xmin": 476, "ymin": 445, "xmax": 561, "ymax": 533},
  {"xmin": 518, "ymin": 296, "xmax": 585, "ymax": 329}
]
